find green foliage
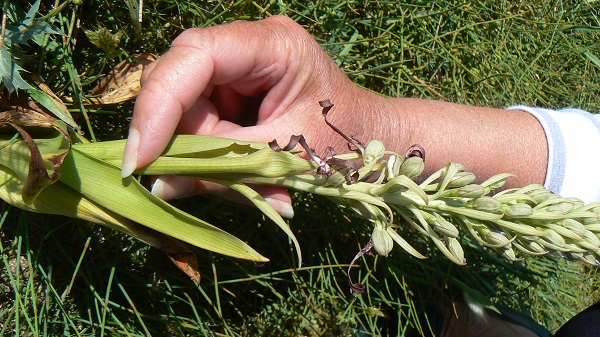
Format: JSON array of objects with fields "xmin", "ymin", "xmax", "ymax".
[
  {"xmin": 84, "ymin": 27, "xmax": 125, "ymax": 60},
  {"xmin": 0, "ymin": 0, "xmax": 60, "ymax": 92},
  {"xmin": 1, "ymin": 0, "xmax": 600, "ymax": 336}
]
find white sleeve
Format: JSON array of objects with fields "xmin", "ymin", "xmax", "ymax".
[{"xmin": 507, "ymin": 105, "xmax": 600, "ymax": 204}]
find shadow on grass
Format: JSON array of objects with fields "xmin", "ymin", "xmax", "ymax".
[{"xmin": 2, "ymin": 190, "xmax": 580, "ymax": 336}]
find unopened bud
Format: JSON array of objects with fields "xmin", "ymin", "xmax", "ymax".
[
  {"xmin": 546, "ymin": 201, "xmax": 575, "ymax": 214},
  {"xmin": 447, "ymin": 238, "xmax": 466, "ymax": 265},
  {"xmin": 472, "ymin": 196, "xmax": 501, "ymax": 213},
  {"xmin": 582, "ymin": 253, "xmax": 599, "ymax": 265},
  {"xmin": 455, "ymin": 184, "xmax": 486, "ymax": 198},
  {"xmin": 485, "ymin": 231, "xmax": 511, "ymax": 248},
  {"xmin": 562, "ymin": 219, "xmax": 587, "ymax": 237},
  {"xmin": 564, "ymin": 252, "xmax": 583, "ymax": 262},
  {"xmin": 447, "ymin": 172, "xmax": 476, "ymax": 188},
  {"xmin": 544, "ymin": 229, "xmax": 566, "ymax": 247},
  {"xmin": 434, "ymin": 216, "xmax": 459, "ymax": 238},
  {"xmin": 398, "ymin": 156, "xmax": 424, "ymax": 178},
  {"xmin": 525, "ymin": 241, "xmax": 547, "ymax": 254},
  {"xmin": 496, "ymin": 246, "xmax": 517, "ymax": 261},
  {"xmin": 576, "ymin": 239, "xmax": 599, "ymax": 251},
  {"xmin": 546, "ymin": 251, "xmax": 564, "ymax": 259},
  {"xmin": 364, "ymin": 140, "xmax": 386, "ymax": 165},
  {"xmin": 503, "ymin": 203, "xmax": 533, "ymax": 217},
  {"xmin": 590, "ymin": 204, "xmax": 600, "ymax": 214},
  {"xmin": 585, "ymin": 223, "xmax": 600, "ymax": 232},
  {"xmin": 582, "ymin": 217, "xmax": 600, "ymax": 226},
  {"xmin": 528, "ymin": 188, "xmax": 556, "ymax": 203},
  {"xmin": 371, "ymin": 225, "xmax": 394, "ymax": 256},
  {"xmin": 567, "ymin": 197, "xmax": 585, "ymax": 209},
  {"xmin": 583, "ymin": 230, "xmax": 600, "ymax": 249}
]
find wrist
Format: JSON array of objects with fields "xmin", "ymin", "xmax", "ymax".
[{"xmin": 359, "ymin": 95, "xmax": 418, "ymax": 157}]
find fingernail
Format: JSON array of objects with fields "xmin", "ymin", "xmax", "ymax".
[
  {"xmin": 151, "ymin": 175, "xmax": 194, "ymax": 200},
  {"xmin": 265, "ymin": 197, "xmax": 295, "ymax": 219},
  {"xmin": 121, "ymin": 129, "xmax": 140, "ymax": 178}
]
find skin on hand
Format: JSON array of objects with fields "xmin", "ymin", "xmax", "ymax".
[
  {"xmin": 123, "ymin": 15, "xmax": 549, "ymax": 209},
  {"xmin": 123, "ymin": 15, "xmax": 380, "ymax": 174},
  {"xmin": 122, "ymin": 15, "xmax": 388, "ymax": 213}
]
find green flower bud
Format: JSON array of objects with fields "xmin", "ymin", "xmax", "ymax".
[
  {"xmin": 455, "ymin": 184, "xmax": 486, "ymax": 198},
  {"xmin": 582, "ymin": 230, "xmax": 600, "ymax": 249},
  {"xmin": 472, "ymin": 196, "xmax": 501, "ymax": 213},
  {"xmin": 528, "ymin": 188, "xmax": 556, "ymax": 203},
  {"xmin": 544, "ymin": 223, "xmax": 583, "ymax": 242},
  {"xmin": 433, "ymin": 216, "xmax": 459, "ymax": 238},
  {"xmin": 503, "ymin": 203, "xmax": 534, "ymax": 217},
  {"xmin": 496, "ymin": 246, "xmax": 517, "ymax": 261},
  {"xmin": 523, "ymin": 241, "xmax": 547, "ymax": 254},
  {"xmin": 576, "ymin": 239, "xmax": 599, "ymax": 251},
  {"xmin": 546, "ymin": 202, "xmax": 575, "ymax": 214},
  {"xmin": 364, "ymin": 140, "xmax": 386, "ymax": 165},
  {"xmin": 482, "ymin": 174, "xmax": 511, "ymax": 190},
  {"xmin": 564, "ymin": 252, "xmax": 584, "ymax": 262},
  {"xmin": 398, "ymin": 156, "xmax": 424, "ymax": 178},
  {"xmin": 484, "ymin": 232, "xmax": 512, "ymax": 248},
  {"xmin": 582, "ymin": 217, "xmax": 599, "ymax": 226},
  {"xmin": 584, "ymin": 223, "xmax": 600, "ymax": 232},
  {"xmin": 447, "ymin": 238, "xmax": 466, "ymax": 265},
  {"xmin": 538, "ymin": 238, "xmax": 567, "ymax": 252},
  {"xmin": 447, "ymin": 172, "xmax": 476, "ymax": 188},
  {"xmin": 371, "ymin": 225, "xmax": 394, "ymax": 257},
  {"xmin": 544, "ymin": 229, "xmax": 566, "ymax": 247},
  {"xmin": 582, "ymin": 253, "xmax": 599, "ymax": 265},
  {"xmin": 546, "ymin": 251, "xmax": 564, "ymax": 259},
  {"xmin": 562, "ymin": 219, "xmax": 588, "ymax": 237},
  {"xmin": 591, "ymin": 205, "xmax": 600, "ymax": 214},
  {"xmin": 567, "ymin": 197, "xmax": 585, "ymax": 209},
  {"xmin": 520, "ymin": 234, "xmax": 539, "ymax": 242}
]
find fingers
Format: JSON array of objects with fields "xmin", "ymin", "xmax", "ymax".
[
  {"xmin": 151, "ymin": 175, "xmax": 294, "ymax": 218},
  {"xmin": 122, "ymin": 16, "xmax": 312, "ymax": 177}
]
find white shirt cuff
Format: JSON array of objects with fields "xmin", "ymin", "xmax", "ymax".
[{"xmin": 507, "ymin": 105, "xmax": 600, "ymax": 204}]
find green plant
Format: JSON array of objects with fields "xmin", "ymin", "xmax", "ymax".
[{"xmin": 2, "ymin": 1, "xmax": 600, "ymax": 336}]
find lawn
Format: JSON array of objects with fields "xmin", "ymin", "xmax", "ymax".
[{"xmin": 2, "ymin": 1, "xmax": 600, "ymax": 336}]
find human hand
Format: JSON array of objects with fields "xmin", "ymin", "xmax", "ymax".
[{"xmin": 122, "ymin": 15, "xmax": 385, "ymax": 216}]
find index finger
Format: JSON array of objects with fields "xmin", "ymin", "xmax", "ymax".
[{"xmin": 121, "ymin": 16, "xmax": 305, "ymax": 177}]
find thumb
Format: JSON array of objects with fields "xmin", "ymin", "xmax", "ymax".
[{"xmin": 151, "ymin": 175, "xmax": 294, "ymax": 219}]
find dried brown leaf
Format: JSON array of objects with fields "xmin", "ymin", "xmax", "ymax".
[
  {"xmin": 88, "ymin": 53, "xmax": 157, "ymax": 105},
  {"xmin": 168, "ymin": 251, "xmax": 202, "ymax": 283},
  {"xmin": 0, "ymin": 107, "xmax": 71, "ymax": 202}
]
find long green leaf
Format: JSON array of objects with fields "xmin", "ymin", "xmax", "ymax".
[
  {"xmin": 211, "ymin": 179, "xmax": 303, "ymax": 267},
  {"xmin": 0, "ymin": 164, "xmax": 189, "ymax": 252},
  {"xmin": 61, "ymin": 147, "xmax": 268, "ymax": 262}
]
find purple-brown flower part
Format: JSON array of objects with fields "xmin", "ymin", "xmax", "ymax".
[
  {"xmin": 347, "ymin": 240, "xmax": 373, "ymax": 294},
  {"xmin": 319, "ymin": 100, "xmax": 365, "ymax": 154},
  {"xmin": 269, "ymin": 134, "xmax": 332, "ymax": 176},
  {"xmin": 405, "ymin": 144, "xmax": 426, "ymax": 160}
]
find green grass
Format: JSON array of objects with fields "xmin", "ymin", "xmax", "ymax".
[{"xmin": 2, "ymin": 0, "xmax": 600, "ymax": 335}]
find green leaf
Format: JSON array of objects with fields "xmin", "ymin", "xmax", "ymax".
[
  {"xmin": 76, "ymin": 138, "xmax": 315, "ymax": 178},
  {"xmin": 0, "ymin": 46, "xmax": 32, "ymax": 93},
  {"xmin": 75, "ymin": 135, "xmax": 268, "ymax": 161},
  {"xmin": 213, "ymin": 179, "xmax": 303, "ymax": 267},
  {"xmin": 84, "ymin": 27, "xmax": 125, "ymax": 59},
  {"xmin": 27, "ymin": 88, "xmax": 79, "ymax": 129},
  {"xmin": 61, "ymin": 147, "xmax": 268, "ymax": 262},
  {"xmin": 4, "ymin": 0, "xmax": 61, "ymax": 46},
  {"xmin": 583, "ymin": 50, "xmax": 600, "ymax": 69}
]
